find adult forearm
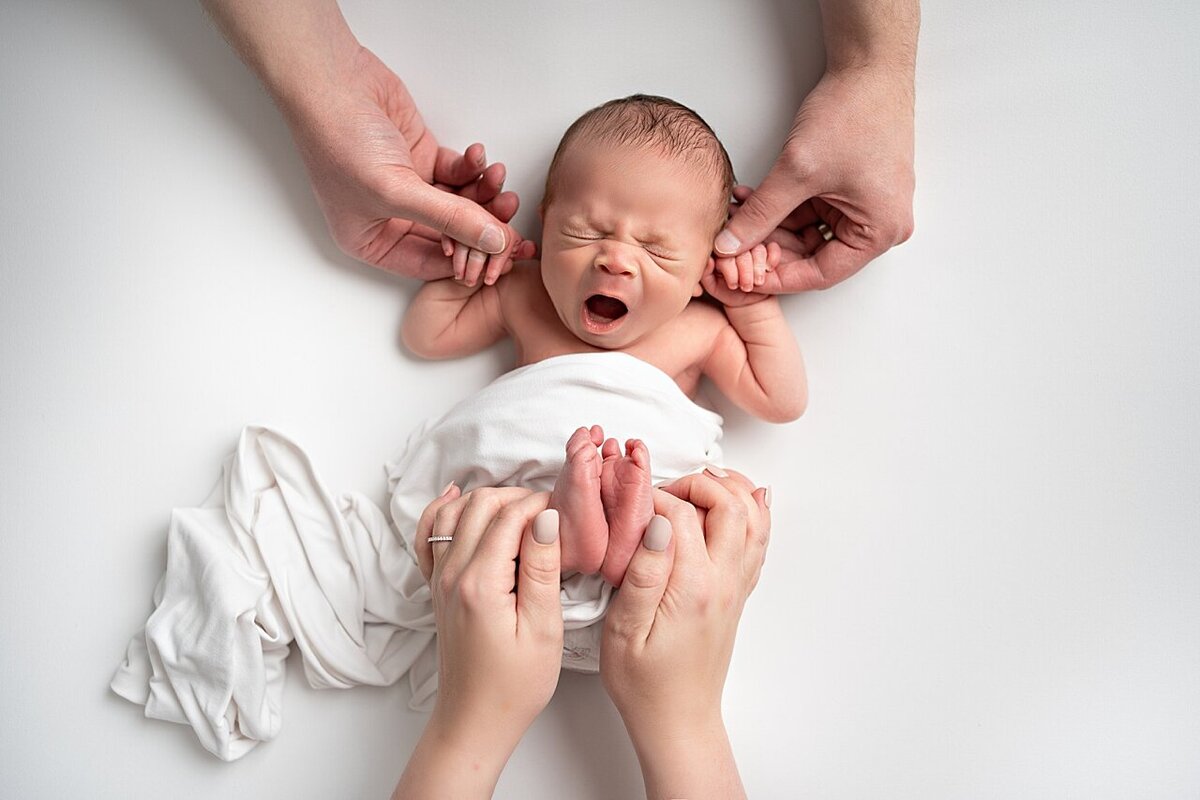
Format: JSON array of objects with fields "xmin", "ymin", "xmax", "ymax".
[
  {"xmin": 199, "ymin": 0, "xmax": 361, "ymax": 114},
  {"xmin": 392, "ymin": 710, "xmax": 518, "ymax": 800},
  {"xmin": 818, "ymin": 0, "xmax": 920, "ymax": 75},
  {"xmin": 625, "ymin": 713, "xmax": 747, "ymax": 800}
]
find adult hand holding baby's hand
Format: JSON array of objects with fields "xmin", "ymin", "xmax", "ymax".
[
  {"xmin": 395, "ymin": 485, "xmax": 563, "ymax": 798},
  {"xmin": 283, "ymin": 45, "xmax": 534, "ymax": 281},
  {"xmin": 713, "ymin": 65, "xmax": 915, "ymax": 292},
  {"xmin": 704, "ymin": 240, "xmax": 781, "ymax": 307},
  {"xmin": 600, "ymin": 470, "xmax": 769, "ymax": 799}
]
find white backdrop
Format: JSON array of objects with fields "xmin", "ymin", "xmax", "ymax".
[{"xmin": 2, "ymin": 1, "xmax": 1198, "ymax": 797}]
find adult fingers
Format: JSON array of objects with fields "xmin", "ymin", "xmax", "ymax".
[
  {"xmin": 775, "ymin": 238, "xmax": 879, "ymax": 293},
  {"xmin": 432, "ymin": 143, "xmax": 487, "ymax": 187},
  {"xmin": 658, "ymin": 472, "xmax": 746, "ymax": 565},
  {"xmin": 733, "ymin": 184, "xmax": 820, "ymax": 231},
  {"xmin": 714, "ymin": 470, "xmax": 772, "ymax": 587},
  {"xmin": 745, "ymin": 487, "xmax": 772, "ymax": 594},
  {"xmin": 414, "ymin": 482, "xmax": 462, "ymax": 583},
  {"xmin": 436, "ymin": 487, "xmax": 530, "ymax": 583},
  {"xmin": 671, "ymin": 469, "xmax": 772, "ymax": 592},
  {"xmin": 387, "ymin": 174, "xmax": 508, "ymax": 254},
  {"xmin": 476, "ymin": 162, "xmax": 507, "ymax": 206},
  {"xmin": 714, "ymin": 161, "xmax": 810, "ymax": 256},
  {"xmin": 602, "ymin": 515, "xmax": 675, "ymax": 644},
  {"xmin": 470, "ymin": 490, "xmax": 551, "ymax": 586},
  {"xmin": 516, "ymin": 508, "xmax": 565, "ymax": 637},
  {"xmin": 651, "ymin": 487, "xmax": 708, "ymax": 570},
  {"xmin": 484, "ymin": 190, "xmax": 520, "ymax": 225}
]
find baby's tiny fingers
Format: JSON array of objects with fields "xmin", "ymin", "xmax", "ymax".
[
  {"xmin": 716, "ymin": 256, "xmax": 739, "ymax": 290},
  {"xmin": 751, "ymin": 244, "xmax": 768, "ymax": 288},
  {"xmin": 483, "ymin": 251, "xmax": 506, "ymax": 285},
  {"xmin": 452, "ymin": 242, "xmax": 469, "ymax": 281},
  {"xmin": 441, "ymin": 235, "xmax": 454, "ymax": 259},
  {"xmin": 737, "ymin": 251, "xmax": 755, "ymax": 292},
  {"xmin": 765, "ymin": 241, "xmax": 781, "ymax": 270},
  {"xmin": 464, "ymin": 248, "xmax": 488, "ymax": 286}
]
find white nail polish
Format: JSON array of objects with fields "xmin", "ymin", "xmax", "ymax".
[
  {"xmin": 533, "ymin": 509, "xmax": 559, "ymax": 544},
  {"xmin": 643, "ymin": 515, "xmax": 672, "ymax": 552},
  {"xmin": 705, "ymin": 464, "xmax": 729, "ymax": 479}
]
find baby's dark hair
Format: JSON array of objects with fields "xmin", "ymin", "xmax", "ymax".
[{"xmin": 541, "ymin": 94, "xmax": 735, "ymax": 228}]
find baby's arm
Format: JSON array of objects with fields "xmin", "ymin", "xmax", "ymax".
[
  {"xmin": 401, "ymin": 279, "xmax": 507, "ymax": 359},
  {"xmin": 700, "ymin": 245, "xmax": 807, "ymax": 423}
]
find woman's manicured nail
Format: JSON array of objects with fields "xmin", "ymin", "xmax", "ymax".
[
  {"xmin": 643, "ymin": 515, "xmax": 672, "ymax": 552},
  {"xmin": 764, "ymin": 485, "xmax": 772, "ymax": 508},
  {"xmin": 439, "ymin": 481, "xmax": 456, "ymax": 498},
  {"xmin": 705, "ymin": 464, "xmax": 729, "ymax": 478},
  {"xmin": 533, "ymin": 509, "xmax": 559, "ymax": 544}
]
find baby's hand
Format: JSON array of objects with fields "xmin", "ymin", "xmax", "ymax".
[
  {"xmin": 710, "ymin": 242, "xmax": 780, "ymax": 293},
  {"xmin": 703, "ymin": 242, "xmax": 780, "ymax": 307},
  {"xmin": 441, "ymin": 236, "xmax": 537, "ymax": 288}
]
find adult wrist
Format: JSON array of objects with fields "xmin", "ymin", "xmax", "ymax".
[
  {"xmin": 427, "ymin": 704, "xmax": 527, "ymax": 769},
  {"xmin": 817, "ymin": 0, "xmax": 919, "ymax": 79},
  {"xmin": 623, "ymin": 710, "xmax": 745, "ymax": 800},
  {"xmin": 261, "ymin": 31, "xmax": 364, "ymax": 130},
  {"xmin": 618, "ymin": 699, "xmax": 725, "ymax": 753},
  {"xmin": 201, "ymin": 0, "xmax": 363, "ymax": 126},
  {"xmin": 393, "ymin": 706, "xmax": 523, "ymax": 799}
]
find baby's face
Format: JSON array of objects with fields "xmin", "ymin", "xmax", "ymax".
[{"xmin": 540, "ymin": 140, "xmax": 720, "ymax": 350}]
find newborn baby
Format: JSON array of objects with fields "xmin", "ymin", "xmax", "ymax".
[{"xmin": 403, "ymin": 94, "xmax": 806, "ymax": 586}]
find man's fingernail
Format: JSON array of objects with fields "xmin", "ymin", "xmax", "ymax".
[
  {"xmin": 479, "ymin": 225, "xmax": 506, "ymax": 253},
  {"xmin": 705, "ymin": 464, "xmax": 729, "ymax": 478},
  {"xmin": 714, "ymin": 229, "xmax": 741, "ymax": 254},
  {"xmin": 643, "ymin": 515, "xmax": 672, "ymax": 552},
  {"xmin": 533, "ymin": 509, "xmax": 559, "ymax": 544},
  {"xmin": 764, "ymin": 485, "xmax": 772, "ymax": 508},
  {"xmin": 439, "ymin": 481, "xmax": 456, "ymax": 498}
]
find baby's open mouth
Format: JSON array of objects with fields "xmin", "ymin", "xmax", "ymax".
[{"xmin": 582, "ymin": 294, "xmax": 629, "ymax": 333}]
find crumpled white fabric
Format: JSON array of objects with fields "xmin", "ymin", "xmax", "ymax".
[{"xmin": 111, "ymin": 352, "xmax": 723, "ymax": 760}]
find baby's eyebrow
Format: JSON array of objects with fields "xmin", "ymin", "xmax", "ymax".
[{"xmin": 636, "ymin": 232, "xmax": 675, "ymax": 248}]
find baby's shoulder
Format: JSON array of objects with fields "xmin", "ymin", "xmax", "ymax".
[
  {"xmin": 647, "ymin": 298, "xmax": 730, "ymax": 369},
  {"xmin": 494, "ymin": 259, "xmax": 542, "ymax": 298},
  {"xmin": 677, "ymin": 297, "xmax": 730, "ymax": 335}
]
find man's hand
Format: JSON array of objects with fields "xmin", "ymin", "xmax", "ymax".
[
  {"xmin": 714, "ymin": 64, "xmax": 916, "ymax": 292},
  {"xmin": 286, "ymin": 46, "xmax": 534, "ymax": 280}
]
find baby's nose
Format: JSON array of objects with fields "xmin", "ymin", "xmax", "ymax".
[{"xmin": 596, "ymin": 253, "xmax": 636, "ymax": 278}]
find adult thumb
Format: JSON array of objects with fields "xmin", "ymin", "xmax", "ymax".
[
  {"xmin": 713, "ymin": 162, "xmax": 808, "ymax": 256},
  {"xmin": 391, "ymin": 177, "xmax": 508, "ymax": 254},
  {"xmin": 517, "ymin": 509, "xmax": 564, "ymax": 632},
  {"xmin": 605, "ymin": 516, "xmax": 674, "ymax": 643}
]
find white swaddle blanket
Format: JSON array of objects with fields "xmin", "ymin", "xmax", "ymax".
[{"xmin": 111, "ymin": 352, "xmax": 723, "ymax": 760}]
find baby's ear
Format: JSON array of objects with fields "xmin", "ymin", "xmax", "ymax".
[{"xmin": 693, "ymin": 257, "xmax": 714, "ymax": 296}]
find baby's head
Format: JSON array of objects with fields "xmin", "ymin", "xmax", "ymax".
[{"xmin": 538, "ymin": 94, "xmax": 734, "ymax": 349}]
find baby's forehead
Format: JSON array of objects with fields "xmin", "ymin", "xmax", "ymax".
[{"xmin": 550, "ymin": 140, "xmax": 727, "ymax": 224}]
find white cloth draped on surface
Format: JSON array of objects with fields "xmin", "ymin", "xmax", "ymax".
[{"xmin": 111, "ymin": 352, "xmax": 723, "ymax": 760}]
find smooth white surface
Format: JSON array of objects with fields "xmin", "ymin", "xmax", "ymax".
[{"xmin": 2, "ymin": 1, "xmax": 1198, "ymax": 797}]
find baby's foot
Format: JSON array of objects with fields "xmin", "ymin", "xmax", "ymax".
[
  {"xmin": 599, "ymin": 438, "xmax": 654, "ymax": 587},
  {"xmin": 549, "ymin": 425, "xmax": 609, "ymax": 575}
]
